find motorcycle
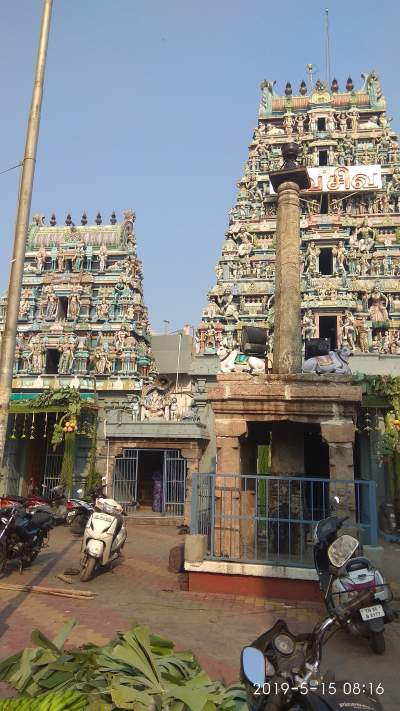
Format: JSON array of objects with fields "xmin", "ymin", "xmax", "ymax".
[
  {"xmin": 0, "ymin": 494, "xmax": 26, "ymax": 510},
  {"xmin": 67, "ymin": 482, "xmax": 107, "ymax": 535},
  {"xmin": 0, "ymin": 505, "xmax": 54, "ymax": 572},
  {"xmin": 29, "ymin": 485, "xmax": 68, "ymax": 525},
  {"xmin": 0, "ymin": 485, "xmax": 67, "ymax": 525},
  {"xmin": 79, "ymin": 496, "xmax": 127, "ymax": 582},
  {"xmin": 313, "ymin": 499, "xmax": 396, "ymax": 654},
  {"xmin": 241, "ymin": 589, "xmax": 384, "ymax": 710}
]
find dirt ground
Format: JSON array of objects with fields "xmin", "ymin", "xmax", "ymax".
[{"xmin": 0, "ymin": 523, "xmax": 399, "ymax": 708}]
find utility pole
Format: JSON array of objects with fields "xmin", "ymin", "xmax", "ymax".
[{"xmin": 0, "ymin": 0, "xmax": 53, "ymax": 466}]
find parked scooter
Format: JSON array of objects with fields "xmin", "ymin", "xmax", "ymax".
[
  {"xmin": 67, "ymin": 481, "xmax": 107, "ymax": 535},
  {"xmin": 0, "ymin": 505, "xmax": 54, "ymax": 572},
  {"xmin": 79, "ymin": 496, "xmax": 127, "ymax": 582},
  {"xmin": 313, "ymin": 498, "xmax": 396, "ymax": 654},
  {"xmin": 240, "ymin": 589, "xmax": 384, "ymax": 710}
]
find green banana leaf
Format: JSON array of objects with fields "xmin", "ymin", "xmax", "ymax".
[{"xmin": 0, "ymin": 620, "xmax": 247, "ymax": 710}]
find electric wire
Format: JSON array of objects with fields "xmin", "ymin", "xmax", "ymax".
[{"xmin": 0, "ymin": 162, "xmax": 23, "ymax": 176}]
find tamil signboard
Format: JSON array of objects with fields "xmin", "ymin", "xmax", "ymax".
[{"xmin": 270, "ymin": 165, "xmax": 382, "ymax": 194}]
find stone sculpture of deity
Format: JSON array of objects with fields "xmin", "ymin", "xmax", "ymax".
[
  {"xmin": 68, "ymin": 294, "xmax": 80, "ymax": 319},
  {"xmin": 58, "ymin": 342, "xmax": 75, "ymax": 374},
  {"xmin": 302, "ymin": 310, "xmax": 317, "ymax": 340},
  {"xmin": 36, "ymin": 246, "xmax": 46, "ymax": 273},
  {"xmin": 332, "ymin": 241, "xmax": 347, "ymax": 274},
  {"xmin": 304, "ymin": 242, "xmax": 320, "ymax": 273},
  {"xmin": 45, "ymin": 289, "xmax": 58, "ymax": 319},
  {"xmin": 355, "ymin": 318, "xmax": 369, "ymax": 353},
  {"xmin": 369, "ymin": 287, "xmax": 389, "ymax": 322},
  {"xmin": 98, "ymin": 244, "xmax": 108, "ymax": 271},
  {"xmin": 341, "ymin": 311, "xmax": 356, "ymax": 350}
]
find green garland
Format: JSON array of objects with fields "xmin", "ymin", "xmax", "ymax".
[{"xmin": 59, "ymin": 432, "xmax": 75, "ymax": 491}]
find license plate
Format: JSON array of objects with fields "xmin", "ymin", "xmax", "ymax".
[
  {"xmin": 93, "ymin": 512, "xmax": 113, "ymax": 522},
  {"xmin": 360, "ymin": 604, "xmax": 384, "ymax": 621}
]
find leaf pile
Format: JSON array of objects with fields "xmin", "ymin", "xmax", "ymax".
[
  {"xmin": 0, "ymin": 689, "xmax": 87, "ymax": 709},
  {"xmin": 0, "ymin": 619, "xmax": 247, "ymax": 711}
]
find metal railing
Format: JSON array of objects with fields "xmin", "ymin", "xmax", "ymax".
[{"xmin": 191, "ymin": 473, "xmax": 378, "ymax": 568}]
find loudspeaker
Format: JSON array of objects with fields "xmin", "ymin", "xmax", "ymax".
[{"xmin": 305, "ymin": 338, "xmax": 330, "ymax": 359}]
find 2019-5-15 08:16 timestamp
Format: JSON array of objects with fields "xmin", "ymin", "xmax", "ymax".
[{"xmin": 254, "ymin": 682, "xmax": 385, "ymax": 696}]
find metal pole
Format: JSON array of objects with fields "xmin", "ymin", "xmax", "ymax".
[{"xmin": 0, "ymin": 0, "xmax": 53, "ymax": 465}]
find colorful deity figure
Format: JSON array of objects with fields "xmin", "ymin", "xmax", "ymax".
[{"xmin": 369, "ymin": 287, "xmax": 389, "ymax": 322}]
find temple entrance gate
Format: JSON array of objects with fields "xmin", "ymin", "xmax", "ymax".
[{"xmin": 112, "ymin": 448, "xmax": 187, "ymax": 516}]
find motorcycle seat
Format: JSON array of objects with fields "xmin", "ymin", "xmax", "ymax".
[{"xmin": 28, "ymin": 510, "xmax": 54, "ymax": 528}]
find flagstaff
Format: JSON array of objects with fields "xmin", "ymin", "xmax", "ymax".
[{"xmin": 0, "ymin": 0, "xmax": 53, "ymax": 465}]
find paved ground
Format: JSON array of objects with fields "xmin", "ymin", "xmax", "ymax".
[{"xmin": 0, "ymin": 523, "xmax": 399, "ymax": 708}]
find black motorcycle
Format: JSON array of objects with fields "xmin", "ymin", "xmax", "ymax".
[
  {"xmin": 0, "ymin": 505, "xmax": 54, "ymax": 572},
  {"xmin": 241, "ymin": 589, "xmax": 384, "ymax": 710}
]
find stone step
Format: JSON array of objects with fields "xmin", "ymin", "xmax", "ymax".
[{"xmin": 127, "ymin": 516, "xmax": 184, "ymax": 527}]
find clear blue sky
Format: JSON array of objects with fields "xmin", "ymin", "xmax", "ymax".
[{"xmin": 1, "ymin": 0, "xmax": 399, "ymax": 333}]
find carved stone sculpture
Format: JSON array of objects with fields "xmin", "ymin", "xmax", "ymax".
[
  {"xmin": 369, "ymin": 288, "xmax": 389, "ymax": 321},
  {"xmin": 302, "ymin": 347, "xmax": 352, "ymax": 375},
  {"xmin": 98, "ymin": 244, "xmax": 108, "ymax": 271}
]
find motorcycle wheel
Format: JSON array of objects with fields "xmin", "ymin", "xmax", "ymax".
[
  {"xmin": 370, "ymin": 631, "xmax": 385, "ymax": 654},
  {"xmin": 71, "ymin": 514, "xmax": 88, "ymax": 536},
  {"xmin": 22, "ymin": 537, "xmax": 42, "ymax": 567},
  {"xmin": 80, "ymin": 555, "xmax": 97, "ymax": 582}
]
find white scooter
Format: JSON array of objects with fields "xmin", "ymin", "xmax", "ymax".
[{"xmin": 80, "ymin": 496, "xmax": 127, "ymax": 582}]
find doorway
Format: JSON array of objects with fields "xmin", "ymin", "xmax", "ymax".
[
  {"xmin": 45, "ymin": 349, "xmax": 60, "ymax": 374},
  {"xmin": 318, "ymin": 315, "xmax": 337, "ymax": 349},
  {"xmin": 137, "ymin": 450, "xmax": 164, "ymax": 508},
  {"xmin": 319, "ymin": 248, "xmax": 333, "ymax": 275},
  {"xmin": 304, "ymin": 425, "xmax": 330, "ymax": 521},
  {"xmin": 112, "ymin": 448, "xmax": 187, "ymax": 516}
]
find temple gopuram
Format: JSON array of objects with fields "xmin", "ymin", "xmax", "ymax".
[
  {"xmin": 195, "ymin": 71, "xmax": 400, "ymax": 520},
  {"xmin": 5, "ymin": 209, "xmax": 155, "ymax": 387},
  {"xmin": 198, "ymin": 71, "xmax": 400, "ymax": 363},
  {"xmin": 0, "ymin": 211, "xmax": 209, "ymax": 518}
]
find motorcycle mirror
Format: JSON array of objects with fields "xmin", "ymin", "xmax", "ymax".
[
  {"xmin": 328, "ymin": 534, "xmax": 359, "ymax": 567},
  {"xmin": 240, "ymin": 647, "xmax": 265, "ymax": 687}
]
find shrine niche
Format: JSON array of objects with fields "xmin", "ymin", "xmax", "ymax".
[{"xmin": 197, "ymin": 70, "xmax": 400, "ymax": 365}]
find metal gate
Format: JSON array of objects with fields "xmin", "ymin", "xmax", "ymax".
[
  {"xmin": 163, "ymin": 450, "xmax": 187, "ymax": 516},
  {"xmin": 42, "ymin": 440, "xmax": 64, "ymax": 495},
  {"xmin": 112, "ymin": 449, "xmax": 138, "ymax": 512}
]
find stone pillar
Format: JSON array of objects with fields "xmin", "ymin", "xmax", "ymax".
[
  {"xmin": 214, "ymin": 420, "xmax": 247, "ymax": 557},
  {"xmin": 272, "ymin": 181, "xmax": 303, "ymax": 375},
  {"xmin": 320, "ymin": 420, "xmax": 356, "ymax": 516},
  {"xmin": 181, "ymin": 446, "xmax": 201, "ymax": 527},
  {"xmin": 269, "ymin": 144, "xmax": 310, "ymax": 375},
  {"xmin": 270, "ymin": 421, "xmax": 305, "ymax": 555}
]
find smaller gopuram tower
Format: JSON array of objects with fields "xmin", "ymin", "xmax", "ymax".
[
  {"xmin": 0, "ymin": 209, "xmax": 155, "ymax": 388},
  {"xmin": 0, "ymin": 210, "xmax": 157, "ymax": 495}
]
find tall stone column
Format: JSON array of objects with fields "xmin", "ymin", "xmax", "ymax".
[{"xmin": 270, "ymin": 144, "xmax": 310, "ymax": 375}]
